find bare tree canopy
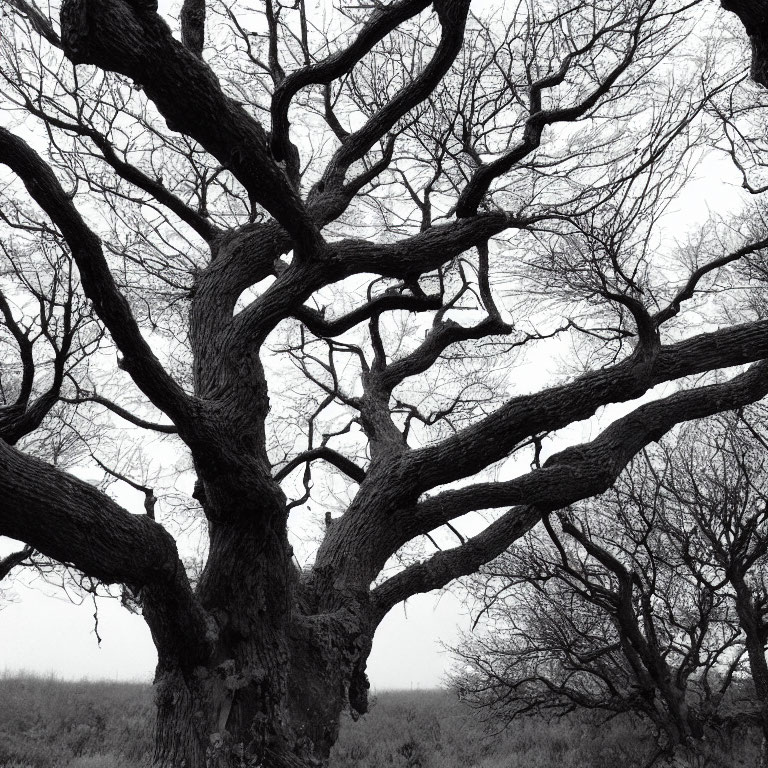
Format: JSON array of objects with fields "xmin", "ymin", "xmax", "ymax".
[
  {"xmin": 453, "ymin": 411, "xmax": 768, "ymax": 764},
  {"xmin": 1, "ymin": 0, "xmax": 768, "ymax": 765}
]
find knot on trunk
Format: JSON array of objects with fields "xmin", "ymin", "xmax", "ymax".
[
  {"xmin": 180, "ymin": 0, "xmax": 205, "ymax": 57},
  {"xmin": 348, "ymin": 660, "xmax": 370, "ymax": 720}
]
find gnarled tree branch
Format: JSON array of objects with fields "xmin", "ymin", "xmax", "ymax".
[
  {"xmin": 372, "ymin": 359, "xmax": 768, "ymax": 618},
  {"xmin": 59, "ymin": 0, "xmax": 321, "ymax": 252},
  {"xmin": 0, "ymin": 438, "xmax": 212, "ymax": 666},
  {"xmin": 271, "ymin": 0, "xmax": 431, "ymax": 161}
]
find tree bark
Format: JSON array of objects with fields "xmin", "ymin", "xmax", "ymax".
[
  {"xmin": 150, "ymin": 518, "xmax": 372, "ymax": 768},
  {"xmin": 721, "ymin": 1, "xmax": 768, "ymax": 86},
  {"xmin": 731, "ymin": 575, "xmax": 768, "ymax": 768},
  {"xmin": 147, "ymin": 408, "xmax": 373, "ymax": 768},
  {"xmin": 0, "ymin": 2, "xmax": 766, "ymax": 765}
]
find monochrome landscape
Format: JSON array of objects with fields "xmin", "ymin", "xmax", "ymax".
[{"xmin": 3, "ymin": 0, "xmax": 768, "ymax": 766}]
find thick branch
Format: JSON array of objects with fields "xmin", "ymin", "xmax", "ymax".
[
  {"xmin": 0, "ymin": 438, "xmax": 212, "ymax": 665},
  {"xmin": 294, "ymin": 292, "xmax": 441, "ymax": 338},
  {"xmin": 378, "ymin": 316, "xmax": 512, "ymax": 391},
  {"xmin": 721, "ymin": 0, "xmax": 768, "ymax": 87},
  {"xmin": 406, "ymin": 319, "xmax": 768, "ymax": 494},
  {"xmin": 371, "ymin": 504, "xmax": 541, "ymax": 620},
  {"xmin": 0, "ymin": 390, "xmax": 60, "ymax": 445},
  {"xmin": 230, "ymin": 212, "xmax": 522, "ymax": 349},
  {"xmin": 333, "ymin": 211, "xmax": 517, "ymax": 278},
  {"xmin": 372, "ymin": 359, "xmax": 768, "ymax": 617},
  {"xmin": 271, "ymin": 0, "xmax": 431, "ymax": 162},
  {"xmin": 0, "ymin": 439, "xmax": 172, "ymax": 583},
  {"xmin": 409, "ymin": 360, "xmax": 768, "ymax": 526},
  {"xmin": 274, "ymin": 447, "xmax": 365, "ymax": 484},
  {"xmin": 59, "ymin": 0, "xmax": 320, "ymax": 251},
  {"xmin": 309, "ymin": 0, "xmax": 471, "ymax": 220},
  {"xmin": 0, "ymin": 127, "xmax": 193, "ymax": 428}
]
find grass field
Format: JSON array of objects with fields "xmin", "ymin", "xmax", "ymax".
[{"xmin": 0, "ymin": 676, "xmax": 760, "ymax": 767}]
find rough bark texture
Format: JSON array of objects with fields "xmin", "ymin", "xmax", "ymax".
[
  {"xmin": 731, "ymin": 576, "xmax": 768, "ymax": 768},
  {"xmin": 722, "ymin": 0, "xmax": 768, "ymax": 86}
]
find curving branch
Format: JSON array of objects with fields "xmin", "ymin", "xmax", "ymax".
[
  {"xmin": 377, "ymin": 315, "xmax": 512, "ymax": 391},
  {"xmin": 294, "ymin": 291, "xmax": 442, "ymax": 339},
  {"xmin": 63, "ymin": 392, "xmax": 179, "ymax": 434},
  {"xmin": 721, "ymin": 0, "xmax": 768, "ymax": 87},
  {"xmin": 274, "ymin": 446, "xmax": 365, "ymax": 484},
  {"xmin": 405, "ymin": 318, "xmax": 768, "ymax": 494},
  {"xmin": 308, "ymin": 0, "xmax": 471, "ymax": 222},
  {"xmin": 90, "ymin": 453, "xmax": 158, "ymax": 518},
  {"xmin": 314, "ymin": 319, "xmax": 768, "ymax": 594},
  {"xmin": 406, "ymin": 359, "xmax": 768, "ymax": 529},
  {"xmin": 455, "ymin": 7, "xmax": 646, "ymax": 218},
  {"xmin": 0, "ymin": 438, "xmax": 212, "ymax": 665},
  {"xmin": 270, "ymin": 0, "xmax": 431, "ymax": 162},
  {"xmin": 12, "ymin": 95, "xmax": 218, "ymax": 241},
  {"xmin": 332, "ymin": 211, "xmax": 520, "ymax": 279},
  {"xmin": 371, "ymin": 503, "xmax": 542, "ymax": 620},
  {"xmin": 653, "ymin": 235, "xmax": 768, "ymax": 326},
  {"xmin": 0, "ymin": 545, "xmax": 34, "ymax": 581},
  {"xmin": 372, "ymin": 359, "xmax": 768, "ymax": 618},
  {"xmin": 58, "ymin": 0, "xmax": 321, "ymax": 252},
  {"xmin": 229, "ymin": 214, "xmax": 516, "ymax": 352},
  {"xmin": 0, "ymin": 127, "xmax": 194, "ymax": 429}
]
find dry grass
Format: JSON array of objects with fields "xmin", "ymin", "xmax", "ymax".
[
  {"xmin": 0, "ymin": 674, "xmax": 152, "ymax": 768},
  {"xmin": 0, "ymin": 676, "xmax": 759, "ymax": 767},
  {"xmin": 330, "ymin": 689, "xmax": 760, "ymax": 767}
]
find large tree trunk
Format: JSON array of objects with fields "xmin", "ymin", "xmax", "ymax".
[
  {"xmin": 152, "ymin": 644, "xmax": 355, "ymax": 768},
  {"xmin": 148, "ymin": 512, "xmax": 371, "ymax": 768},
  {"xmin": 141, "ymin": 223, "xmax": 376, "ymax": 766}
]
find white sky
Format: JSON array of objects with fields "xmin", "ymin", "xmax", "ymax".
[
  {"xmin": 0, "ymin": 573, "xmax": 467, "ymax": 690},
  {"xmin": 0, "ymin": 6, "xmax": 756, "ymax": 691}
]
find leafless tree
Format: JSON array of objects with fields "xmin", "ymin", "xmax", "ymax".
[
  {"xmin": 452, "ymin": 487, "xmax": 747, "ymax": 765},
  {"xmin": 634, "ymin": 411, "xmax": 768, "ymax": 766},
  {"xmin": 0, "ymin": 0, "xmax": 767, "ymax": 765}
]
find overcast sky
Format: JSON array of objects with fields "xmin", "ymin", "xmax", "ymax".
[
  {"xmin": 0, "ymin": 575, "xmax": 467, "ymax": 689},
  {"xmin": 0, "ymin": 130, "xmax": 747, "ymax": 691}
]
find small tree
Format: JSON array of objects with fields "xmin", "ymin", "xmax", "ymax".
[
  {"xmin": 1, "ymin": 0, "xmax": 768, "ymax": 765},
  {"xmin": 641, "ymin": 412, "xmax": 768, "ymax": 765},
  {"xmin": 453, "ymin": 486, "xmax": 746, "ymax": 763},
  {"xmin": 455, "ymin": 411, "xmax": 768, "ymax": 764}
]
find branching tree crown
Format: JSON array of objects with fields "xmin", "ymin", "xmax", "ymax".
[{"xmin": 1, "ymin": 0, "xmax": 768, "ymax": 765}]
